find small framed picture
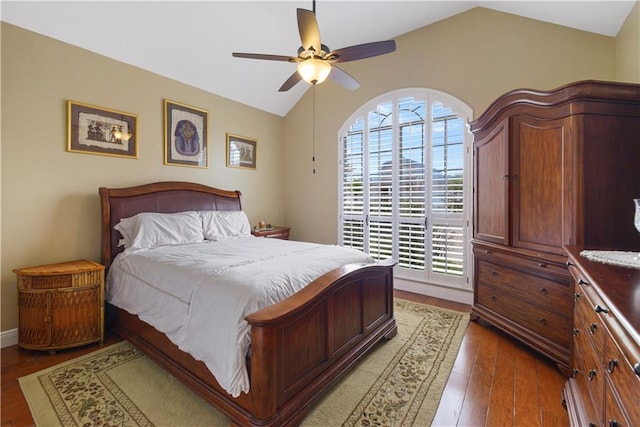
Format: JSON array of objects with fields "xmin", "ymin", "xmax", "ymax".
[
  {"xmin": 67, "ymin": 101, "xmax": 137, "ymax": 158},
  {"xmin": 226, "ymin": 133, "xmax": 257, "ymax": 169},
  {"xmin": 164, "ymin": 99, "xmax": 208, "ymax": 168}
]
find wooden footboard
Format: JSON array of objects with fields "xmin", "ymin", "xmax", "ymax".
[
  {"xmin": 247, "ymin": 259, "xmax": 396, "ymax": 425},
  {"xmin": 107, "ymin": 260, "xmax": 396, "ymax": 426}
]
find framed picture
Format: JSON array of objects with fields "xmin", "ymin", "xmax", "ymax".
[
  {"xmin": 226, "ymin": 133, "xmax": 257, "ymax": 169},
  {"xmin": 67, "ymin": 101, "xmax": 137, "ymax": 158},
  {"xmin": 164, "ymin": 99, "xmax": 208, "ymax": 168}
]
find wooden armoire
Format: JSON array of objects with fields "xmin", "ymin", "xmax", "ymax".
[{"xmin": 468, "ymin": 80, "xmax": 640, "ymax": 372}]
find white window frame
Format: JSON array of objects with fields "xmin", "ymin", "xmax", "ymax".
[{"xmin": 338, "ymin": 88, "xmax": 473, "ymax": 295}]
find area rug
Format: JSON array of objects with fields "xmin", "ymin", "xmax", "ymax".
[{"xmin": 19, "ymin": 299, "xmax": 468, "ymax": 427}]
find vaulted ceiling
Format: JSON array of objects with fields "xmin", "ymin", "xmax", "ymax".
[{"xmin": 2, "ymin": 1, "xmax": 636, "ymax": 116}]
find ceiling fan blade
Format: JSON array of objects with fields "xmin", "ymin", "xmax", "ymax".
[
  {"xmin": 279, "ymin": 71, "xmax": 302, "ymax": 92},
  {"xmin": 232, "ymin": 52, "xmax": 298, "ymax": 62},
  {"xmin": 297, "ymin": 8, "xmax": 321, "ymax": 53},
  {"xmin": 328, "ymin": 65, "xmax": 360, "ymax": 91},
  {"xmin": 330, "ymin": 40, "xmax": 396, "ymax": 63}
]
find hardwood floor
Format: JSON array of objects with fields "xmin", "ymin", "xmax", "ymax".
[
  {"xmin": 1, "ymin": 290, "xmax": 569, "ymax": 426},
  {"xmin": 398, "ymin": 290, "xmax": 569, "ymax": 427}
]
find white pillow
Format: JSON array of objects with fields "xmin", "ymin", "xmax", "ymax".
[
  {"xmin": 114, "ymin": 211, "xmax": 205, "ymax": 251},
  {"xmin": 199, "ymin": 210, "xmax": 252, "ymax": 241}
]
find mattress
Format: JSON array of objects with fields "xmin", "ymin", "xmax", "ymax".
[{"xmin": 106, "ymin": 236, "xmax": 373, "ymax": 397}]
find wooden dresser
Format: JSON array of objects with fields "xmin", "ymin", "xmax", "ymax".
[
  {"xmin": 14, "ymin": 259, "xmax": 105, "ymax": 353},
  {"xmin": 563, "ymin": 246, "xmax": 639, "ymax": 427},
  {"xmin": 469, "ymin": 80, "xmax": 640, "ymax": 372}
]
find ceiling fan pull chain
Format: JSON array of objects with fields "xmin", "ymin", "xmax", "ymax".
[{"xmin": 312, "ymin": 83, "xmax": 316, "ymax": 174}]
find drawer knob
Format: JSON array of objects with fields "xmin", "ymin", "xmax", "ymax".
[
  {"xmin": 607, "ymin": 359, "xmax": 618, "ymax": 374},
  {"xmin": 538, "ymin": 262, "xmax": 547, "ymax": 268},
  {"xmin": 633, "ymin": 362, "xmax": 640, "ymax": 377},
  {"xmin": 608, "ymin": 420, "xmax": 619, "ymax": 427},
  {"xmin": 538, "ymin": 287, "xmax": 548, "ymax": 296},
  {"xmin": 594, "ymin": 304, "xmax": 609, "ymax": 314},
  {"xmin": 578, "ymin": 278, "xmax": 589, "ymax": 286},
  {"xmin": 537, "ymin": 318, "xmax": 547, "ymax": 325},
  {"xmin": 490, "ymin": 270, "xmax": 497, "ymax": 276},
  {"xmin": 572, "ymin": 369, "xmax": 579, "ymax": 378},
  {"xmin": 589, "ymin": 323, "xmax": 597, "ymax": 334},
  {"xmin": 574, "ymin": 293, "xmax": 581, "ymax": 301},
  {"xmin": 572, "ymin": 328, "xmax": 579, "ymax": 336},
  {"xmin": 588, "ymin": 369, "xmax": 597, "ymax": 381},
  {"xmin": 566, "ymin": 260, "xmax": 574, "ymax": 267}
]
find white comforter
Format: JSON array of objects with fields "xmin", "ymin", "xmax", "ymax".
[{"xmin": 106, "ymin": 237, "xmax": 373, "ymax": 397}]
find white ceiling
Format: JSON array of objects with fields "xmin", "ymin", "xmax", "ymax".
[{"xmin": 2, "ymin": 1, "xmax": 636, "ymax": 116}]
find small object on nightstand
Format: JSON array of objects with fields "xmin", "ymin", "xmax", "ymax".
[
  {"xmin": 14, "ymin": 259, "xmax": 105, "ymax": 354},
  {"xmin": 251, "ymin": 225, "xmax": 290, "ymax": 240}
]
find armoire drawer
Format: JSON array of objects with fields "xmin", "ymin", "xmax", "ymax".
[
  {"xmin": 476, "ymin": 260, "xmax": 571, "ymax": 311},
  {"xmin": 473, "ymin": 244, "xmax": 569, "ymax": 282},
  {"xmin": 477, "ymin": 278, "xmax": 571, "ymax": 347}
]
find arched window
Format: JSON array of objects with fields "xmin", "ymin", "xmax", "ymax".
[{"xmin": 339, "ymin": 88, "xmax": 473, "ymax": 293}]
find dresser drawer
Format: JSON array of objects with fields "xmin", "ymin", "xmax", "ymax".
[
  {"xmin": 574, "ymin": 287, "xmax": 605, "ymax": 359},
  {"xmin": 604, "ymin": 335, "xmax": 640, "ymax": 424},
  {"xmin": 573, "ymin": 317, "xmax": 605, "ymax": 419},
  {"xmin": 605, "ymin": 378, "xmax": 632, "ymax": 427},
  {"xmin": 477, "ymin": 274, "xmax": 571, "ymax": 347}
]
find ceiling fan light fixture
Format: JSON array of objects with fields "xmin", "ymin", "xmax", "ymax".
[{"xmin": 297, "ymin": 58, "xmax": 331, "ymax": 85}]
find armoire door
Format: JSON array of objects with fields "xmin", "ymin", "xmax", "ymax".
[
  {"xmin": 511, "ymin": 115, "xmax": 572, "ymax": 255},
  {"xmin": 473, "ymin": 118, "xmax": 509, "ymax": 245}
]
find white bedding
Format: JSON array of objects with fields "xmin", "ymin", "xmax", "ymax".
[{"xmin": 106, "ymin": 236, "xmax": 374, "ymax": 397}]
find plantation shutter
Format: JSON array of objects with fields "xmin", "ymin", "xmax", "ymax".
[{"xmin": 339, "ymin": 89, "xmax": 472, "ymax": 289}]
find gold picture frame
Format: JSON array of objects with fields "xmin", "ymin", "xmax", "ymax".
[
  {"xmin": 226, "ymin": 133, "xmax": 257, "ymax": 169},
  {"xmin": 67, "ymin": 101, "xmax": 138, "ymax": 158},
  {"xmin": 164, "ymin": 99, "xmax": 208, "ymax": 168}
]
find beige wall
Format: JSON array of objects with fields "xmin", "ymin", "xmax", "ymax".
[
  {"xmin": 1, "ymin": 23, "xmax": 285, "ymax": 332},
  {"xmin": 2, "ymin": 5, "xmax": 638, "ymax": 334},
  {"xmin": 617, "ymin": 1, "xmax": 640, "ymax": 83},
  {"xmin": 282, "ymin": 6, "xmax": 623, "ymax": 246}
]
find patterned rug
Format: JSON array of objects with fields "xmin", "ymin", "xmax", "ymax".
[{"xmin": 19, "ymin": 299, "xmax": 468, "ymax": 426}]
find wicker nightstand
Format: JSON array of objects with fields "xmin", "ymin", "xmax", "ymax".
[
  {"xmin": 14, "ymin": 259, "xmax": 105, "ymax": 353},
  {"xmin": 251, "ymin": 226, "xmax": 290, "ymax": 240}
]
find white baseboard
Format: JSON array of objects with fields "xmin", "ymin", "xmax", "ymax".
[
  {"xmin": 395, "ymin": 277, "xmax": 473, "ymax": 305},
  {"xmin": 1, "ymin": 328, "xmax": 18, "ymax": 348}
]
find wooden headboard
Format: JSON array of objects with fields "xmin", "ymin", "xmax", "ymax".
[{"xmin": 99, "ymin": 181, "xmax": 242, "ymax": 269}]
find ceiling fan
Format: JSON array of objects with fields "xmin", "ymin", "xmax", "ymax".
[{"xmin": 232, "ymin": 1, "xmax": 396, "ymax": 92}]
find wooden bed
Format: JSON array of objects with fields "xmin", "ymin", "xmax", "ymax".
[{"xmin": 99, "ymin": 181, "xmax": 397, "ymax": 426}]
